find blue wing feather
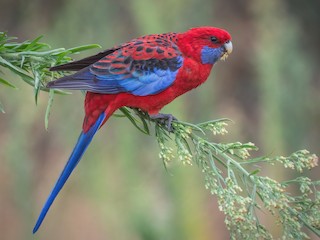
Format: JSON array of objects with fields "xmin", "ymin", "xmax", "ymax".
[{"xmin": 47, "ymin": 47, "xmax": 183, "ymax": 96}]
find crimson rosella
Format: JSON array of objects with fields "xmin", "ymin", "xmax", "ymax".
[{"xmin": 33, "ymin": 26, "xmax": 232, "ymax": 233}]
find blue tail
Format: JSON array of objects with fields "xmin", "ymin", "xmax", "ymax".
[{"xmin": 33, "ymin": 112, "xmax": 106, "ymax": 233}]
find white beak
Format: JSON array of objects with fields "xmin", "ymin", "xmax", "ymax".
[
  {"xmin": 224, "ymin": 40, "xmax": 233, "ymax": 55},
  {"xmin": 220, "ymin": 40, "xmax": 233, "ymax": 60}
]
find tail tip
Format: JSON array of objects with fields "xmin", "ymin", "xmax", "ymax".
[
  {"xmin": 33, "ymin": 215, "xmax": 44, "ymax": 234},
  {"xmin": 32, "ymin": 224, "xmax": 39, "ymax": 234}
]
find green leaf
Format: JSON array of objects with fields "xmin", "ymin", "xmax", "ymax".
[
  {"xmin": 112, "ymin": 113, "xmax": 127, "ymax": 118},
  {"xmin": 180, "ymin": 136, "xmax": 192, "ymax": 153},
  {"xmin": 45, "ymin": 89, "xmax": 54, "ymax": 130},
  {"xmin": 51, "ymin": 89, "xmax": 72, "ymax": 95},
  {"xmin": 0, "ymin": 35, "xmax": 16, "ymax": 46},
  {"xmin": 0, "ymin": 100, "xmax": 5, "ymax": 113},
  {"xmin": 66, "ymin": 44, "xmax": 101, "ymax": 54},
  {"xmin": 0, "ymin": 56, "xmax": 34, "ymax": 83},
  {"xmin": 176, "ymin": 120, "xmax": 205, "ymax": 134},
  {"xmin": 0, "ymin": 77, "xmax": 17, "ymax": 89},
  {"xmin": 23, "ymin": 35, "xmax": 44, "ymax": 51},
  {"xmin": 197, "ymin": 118, "xmax": 232, "ymax": 127},
  {"xmin": 136, "ymin": 111, "xmax": 150, "ymax": 135},
  {"xmin": 155, "ymin": 122, "xmax": 171, "ymax": 140},
  {"xmin": 33, "ymin": 67, "xmax": 41, "ymax": 104},
  {"xmin": 119, "ymin": 107, "xmax": 150, "ymax": 135},
  {"xmin": 249, "ymin": 169, "xmax": 260, "ymax": 176}
]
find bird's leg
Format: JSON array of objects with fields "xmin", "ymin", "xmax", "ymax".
[{"xmin": 150, "ymin": 113, "xmax": 178, "ymax": 132}]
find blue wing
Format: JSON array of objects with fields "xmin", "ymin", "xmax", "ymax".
[{"xmin": 47, "ymin": 44, "xmax": 183, "ymax": 96}]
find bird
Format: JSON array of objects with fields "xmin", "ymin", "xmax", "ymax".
[{"xmin": 33, "ymin": 26, "xmax": 232, "ymax": 233}]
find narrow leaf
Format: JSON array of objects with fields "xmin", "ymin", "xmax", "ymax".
[
  {"xmin": 0, "ymin": 100, "xmax": 5, "ymax": 113},
  {"xmin": 119, "ymin": 107, "xmax": 149, "ymax": 135},
  {"xmin": 24, "ymin": 35, "xmax": 44, "ymax": 51},
  {"xmin": 113, "ymin": 113, "xmax": 127, "ymax": 118},
  {"xmin": 51, "ymin": 89, "xmax": 71, "ymax": 95},
  {"xmin": 33, "ymin": 67, "xmax": 41, "ymax": 104},
  {"xmin": 197, "ymin": 118, "xmax": 232, "ymax": 127},
  {"xmin": 0, "ymin": 77, "xmax": 17, "ymax": 89},
  {"xmin": 180, "ymin": 137, "xmax": 192, "ymax": 153},
  {"xmin": 249, "ymin": 169, "xmax": 260, "ymax": 176},
  {"xmin": 45, "ymin": 89, "xmax": 54, "ymax": 130},
  {"xmin": 0, "ymin": 56, "xmax": 33, "ymax": 81},
  {"xmin": 136, "ymin": 112, "xmax": 150, "ymax": 135},
  {"xmin": 66, "ymin": 44, "xmax": 101, "ymax": 54},
  {"xmin": 176, "ymin": 120, "xmax": 205, "ymax": 134},
  {"xmin": 158, "ymin": 124, "xmax": 172, "ymax": 139}
]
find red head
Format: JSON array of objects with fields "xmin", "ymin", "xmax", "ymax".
[{"xmin": 177, "ymin": 27, "xmax": 232, "ymax": 64}]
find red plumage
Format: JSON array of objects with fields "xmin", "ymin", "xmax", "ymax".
[
  {"xmin": 81, "ymin": 27, "xmax": 232, "ymax": 131},
  {"xmin": 34, "ymin": 27, "xmax": 232, "ymax": 233}
]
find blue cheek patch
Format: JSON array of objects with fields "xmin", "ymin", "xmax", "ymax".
[{"xmin": 201, "ymin": 46, "xmax": 223, "ymax": 64}]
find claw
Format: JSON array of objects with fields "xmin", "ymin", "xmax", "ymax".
[{"xmin": 150, "ymin": 113, "xmax": 177, "ymax": 132}]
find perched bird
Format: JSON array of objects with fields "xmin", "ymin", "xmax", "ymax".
[{"xmin": 33, "ymin": 26, "xmax": 232, "ymax": 233}]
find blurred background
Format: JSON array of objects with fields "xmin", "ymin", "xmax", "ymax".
[{"xmin": 0, "ymin": 0, "xmax": 319, "ymax": 239}]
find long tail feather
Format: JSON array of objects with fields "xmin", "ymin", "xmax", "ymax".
[{"xmin": 33, "ymin": 112, "xmax": 106, "ymax": 233}]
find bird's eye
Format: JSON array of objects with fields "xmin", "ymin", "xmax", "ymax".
[{"xmin": 210, "ymin": 36, "xmax": 219, "ymax": 44}]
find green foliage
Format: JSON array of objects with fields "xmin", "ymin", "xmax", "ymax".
[
  {"xmin": 126, "ymin": 109, "xmax": 320, "ymax": 239},
  {"xmin": 0, "ymin": 32, "xmax": 100, "ymax": 119},
  {"xmin": 1, "ymin": 33, "xmax": 319, "ymax": 239}
]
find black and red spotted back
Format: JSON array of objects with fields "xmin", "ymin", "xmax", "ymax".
[{"xmin": 50, "ymin": 32, "xmax": 180, "ymax": 72}]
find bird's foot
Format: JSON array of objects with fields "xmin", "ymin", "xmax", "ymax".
[{"xmin": 150, "ymin": 113, "xmax": 177, "ymax": 132}]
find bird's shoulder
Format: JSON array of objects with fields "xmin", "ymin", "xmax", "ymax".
[
  {"xmin": 91, "ymin": 33, "xmax": 183, "ymax": 75},
  {"xmin": 102, "ymin": 32, "xmax": 181, "ymax": 61}
]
